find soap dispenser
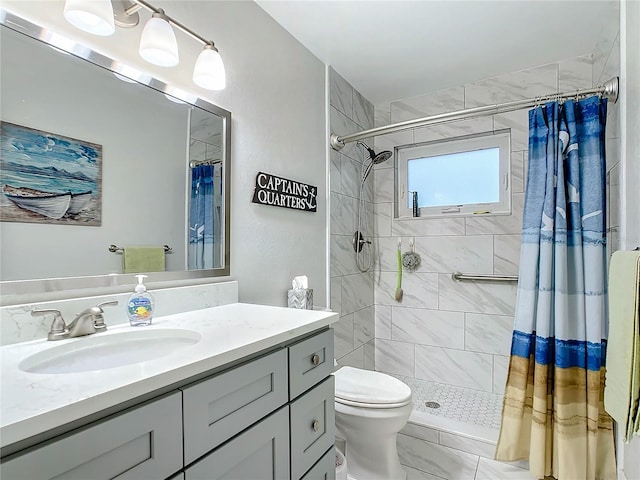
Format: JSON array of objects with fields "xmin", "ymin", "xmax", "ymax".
[{"xmin": 127, "ymin": 274, "xmax": 154, "ymax": 326}]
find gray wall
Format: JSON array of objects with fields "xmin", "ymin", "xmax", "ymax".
[{"xmin": 1, "ymin": 1, "xmax": 327, "ymax": 307}]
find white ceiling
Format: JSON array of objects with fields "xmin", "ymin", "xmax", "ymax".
[{"xmin": 255, "ymin": 1, "xmax": 618, "ymax": 105}]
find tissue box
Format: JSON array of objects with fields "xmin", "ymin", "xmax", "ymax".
[{"xmin": 288, "ymin": 288, "xmax": 313, "ymax": 310}]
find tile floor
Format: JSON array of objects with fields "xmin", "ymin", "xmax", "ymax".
[
  {"xmin": 395, "ymin": 375, "xmax": 503, "ymax": 430},
  {"xmin": 390, "ymin": 377, "xmax": 533, "ymax": 480}
]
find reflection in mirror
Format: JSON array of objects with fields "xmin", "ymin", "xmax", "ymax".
[
  {"xmin": 188, "ymin": 109, "xmax": 223, "ymax": 270},
  {"xmin": 0, "ymin": 13, "xmax": 230, "ymax": 291}
]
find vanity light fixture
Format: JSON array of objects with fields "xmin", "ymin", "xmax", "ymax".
[
  {"xmin": 193, "ymin": 43, "xmax": 226, "ymax": 90},
  {"xmin": 62, "ymin": 0, "xmax": 226, "ymax": 90},
  {"xmin": 139, "ymin": 10, "xmax": 178, "ymax": 67},
  {"xmin": 63, "ymin": 0, "xmax": 115, "ymax": 36}
]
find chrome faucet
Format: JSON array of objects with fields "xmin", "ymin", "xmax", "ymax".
[{"xmin": 32, "ymin": 301, "xmax": 119, "ymax": 341}]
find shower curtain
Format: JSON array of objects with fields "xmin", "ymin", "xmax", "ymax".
[
  {"xmin": 188, "ymin": 164, "xmax": 216, "ymax": 270},
  {"xmin": 495, "ymin": 96, "xmax": 616, "ymax": 479}
]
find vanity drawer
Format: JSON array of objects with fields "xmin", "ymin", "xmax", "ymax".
[
  {"xmin": 299, "ymin": 447, "xmax": 336, "ymax": 480},
  {"xmin": 289, "ymin": 329, "xmax": 334, "ymax": 400},
  {"xmin": 0, "ymin": 392, "xmax": 182, "ymax": 480},
  {"xmin": 184, "ymin": 406, "xmax": 290, "ymax": 480},
  {"xmin": 182, "ymin": 348, "xmax": 288, "ymax": 465},
  {"xmin": 290, "ymin": 376, "xmax": 336, "ymax": 480}
]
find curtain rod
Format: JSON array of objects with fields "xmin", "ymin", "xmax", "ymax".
[
  {"xmin": 190, "ymin": 159, "xmax": 222, "ymax": 168},
  {"xmin": 330, "ymin": 77, "xmax": 619, "ymax": 151}
]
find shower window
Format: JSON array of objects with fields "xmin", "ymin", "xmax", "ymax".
[{"xmin": 396, "ymin": 130, "xmax": 511, "ymax": 218}]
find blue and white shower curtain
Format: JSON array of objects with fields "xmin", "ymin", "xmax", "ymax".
[
  {"xmin": 495, "ymin": 96, "xmax": 616, "ymax": 479},
  {"xmin": 188, "ymin": 164, "xmax": 216, "ymax": 270}
]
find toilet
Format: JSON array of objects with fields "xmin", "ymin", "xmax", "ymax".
[{"xmin": 333, "ymin": 366, "xmax": 413, "ymax": 480}]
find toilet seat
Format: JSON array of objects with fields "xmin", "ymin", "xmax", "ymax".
[
  {"xmin": 334, "ymin": 367, "xmax": 412, "ymax": 408},
  {"xmin": 335, "ymin": 397, "xmax": 411, "ymax": 409}
]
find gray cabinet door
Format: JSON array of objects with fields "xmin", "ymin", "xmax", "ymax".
[
  {"xmin": 290, "ymin": 377, "xmax": 336, "ymax": 480},
  {"xmin": 185, "ymin": 407, "xmax": 290, "ymax": 480},
  {"xmin": 288, "ymin": 329, "xmax": 334, "ymax": 400},
  {"xmin": 182, "ymin": 348, "xmax": 288, "ymax": 464},
  {"xmin": 0, "ymin": 392, "xmax": 182, "ymax": 480},
  {"xmin": 299, "ymin": 448, "xmax": 336, "ymax": 480}
]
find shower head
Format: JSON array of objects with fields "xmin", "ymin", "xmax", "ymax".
[
  {"xmin": 372, "ymin": 149, "xmax": 392, "ymax": 164},
  {"xmin": 357, "ymin": 141, "xmax": 392, "ymax": 165}
]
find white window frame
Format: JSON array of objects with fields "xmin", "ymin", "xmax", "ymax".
[{"xmin": 396, "ymin": 130, "xmax": 511, "ymax": 218}]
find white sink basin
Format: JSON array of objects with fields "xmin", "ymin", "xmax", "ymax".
[{"xmin": 19, "ymin": 329, "xmax": 202, "ymax": 374}]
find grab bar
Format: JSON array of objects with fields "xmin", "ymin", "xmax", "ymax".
[
  {"xmin": 108, "ymin": 244, "xmax": 173, "ymax": 254},
  {"xmin": 452, "ymin": 272, "xmax": 518, "ymax": 283}
]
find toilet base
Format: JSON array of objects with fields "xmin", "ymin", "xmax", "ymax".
[
  {"xmin": 343, "ymin": 437, "xmax": 407, "ymax": 480},
  {"xmin": 335, "ymin": 401, "xmax": 412, "ymax": 480}
]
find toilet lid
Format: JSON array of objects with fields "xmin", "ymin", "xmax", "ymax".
[{"xmin": 334, "ymin": 367, "xmax": 412, "ymax": 406}]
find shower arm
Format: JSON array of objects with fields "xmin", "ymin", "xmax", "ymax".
[{"xmin": 330, "ymin": 77, "xmax": 619, "ymax": 150}]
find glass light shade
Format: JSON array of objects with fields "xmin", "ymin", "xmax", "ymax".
[
  {"xmin": 139, "ymin": 15, "xmax": 179, "ymax": 67},
  {"xmin": 193, "ymin": 46, "xmax": 226, "ymax": 90},
  {"xmin": 63, "ymin": 0, "xmax": 115, "ymax": 36}
]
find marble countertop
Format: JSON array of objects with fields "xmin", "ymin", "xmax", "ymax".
[{"xmin": 0, "ymin": 303, "xmax": 337, "ymax": 449}]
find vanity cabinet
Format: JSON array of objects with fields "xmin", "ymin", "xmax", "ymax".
[
  {"xmin": 300, "ymin": 448, "xmax": 337, "ymax": 480},
  {"xmin": 290, "ymin": 377, "xmax": 335, "ymax": 479},
  {"xmin": 185, "ymin": 406, "xmax": 290, "ymax": 479},
  {"xmin": 182, "ymin": 348, "xmax": 289, "ymax": 465},
  {"xmin": 0, "ymin": 392, "xmax": 183, "ymax": 479},
  {"xmin": 288, "ymin": 329, "xmax": 333, "ymax": 399},
  {"xmin": 0, "ymin": 328, "xmax": 335, "ymax": 480}
]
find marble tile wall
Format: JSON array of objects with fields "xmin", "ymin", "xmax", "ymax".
[
  {"xmin": 371, "ymin": 52, "xmax": 615, "ymax": 394},
  {"xmin": 329, "ymin": 67, "xmax": 376, "ymax": 368},
  {"xmin": 592, "ymin": 12, "xmax": 622, "ymax": 256}
]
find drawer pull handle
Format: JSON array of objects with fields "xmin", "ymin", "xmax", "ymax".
[
  {"xmin": 312, "ymin": 419, "xmax": 320, "ymax": 432},
  {"xmin": 311, "ymin": 354, "xmax": 320, "ymax": 366}
]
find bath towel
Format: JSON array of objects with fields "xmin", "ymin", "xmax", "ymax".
[
  {"xmin": 604, "ymin": 250, "xmax": 640, "ymax": 440},
  {"xmin": 123, "ymin": 246, "xmax": 166, "ymax": 274}
]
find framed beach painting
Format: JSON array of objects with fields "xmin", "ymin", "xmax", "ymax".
[{"xmin": 0, "ymin": 121, "xmax": 102, "ymax": 226}]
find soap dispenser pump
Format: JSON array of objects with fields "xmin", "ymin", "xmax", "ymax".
[{"xmin": 127, "ymin": 274, "xmax": 154, "ymax": 326}]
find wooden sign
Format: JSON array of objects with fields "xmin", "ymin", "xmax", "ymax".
[{"xmin": 252, "ymin": 172, "xmax": 317, "ymax": 212}]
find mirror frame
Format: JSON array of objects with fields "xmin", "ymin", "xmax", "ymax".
[{"xmin": 0, "ymin": 10, "xmax": 231, "ymax": 300}]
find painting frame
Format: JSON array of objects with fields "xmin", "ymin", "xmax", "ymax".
[{"xmin": 0, "ymin": 121, "xmax": 102, "ymax": 226}]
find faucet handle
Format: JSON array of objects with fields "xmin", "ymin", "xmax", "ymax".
[
  {"xmin": 93, "ymin": 300, "xmax": 119, "ymax": 331},
  {"xmin": 31, "ymin": 309, "xmax": 68, "ymax": 341},
  {"xmin": 96, "ymin": 300, "xmax": 119, "ymax": 310}
]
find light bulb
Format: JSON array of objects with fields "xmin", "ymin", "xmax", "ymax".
[
  {"xmin": 193, "ymin": 44, "xmax": 226, "ymax": 90},
  {"xmin": 63, "ymin": 0, "xmax": 115, "ymax": 36},
  {"xmin": 139, "ymin": 11, "xmax": 179, "ymax": 67}
]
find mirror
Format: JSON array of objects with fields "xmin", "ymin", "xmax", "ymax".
[{"xmin": 0, "ymin": 12, "xmax": 231, "ymax": 293}]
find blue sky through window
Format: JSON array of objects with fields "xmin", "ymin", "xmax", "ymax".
[{"xmin": 407, "ymin": 147, "xmax": 500, "ymax": 208}]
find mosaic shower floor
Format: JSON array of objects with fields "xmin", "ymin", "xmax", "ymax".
[{"xmin": 392, "ymin": 375, "xmax": 504, "ymax": 431}]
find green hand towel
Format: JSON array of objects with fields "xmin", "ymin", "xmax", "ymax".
[
  {"xmin": 604, "ymin": 250, "xmax": 640, "ymax": 440},
  {"xmin": 123, "ymin": 246, "xmax": 166, "ymax": 273}
]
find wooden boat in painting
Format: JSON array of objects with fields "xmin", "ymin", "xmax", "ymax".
[
  {"xmin": 67, "ymin": 190, "xmax": 93, "ymax": 215},
  {"xmin": 2, "ymin": 184, "xmax": 72, "ymax": 219}
]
